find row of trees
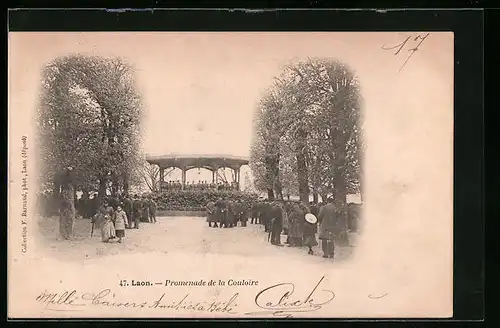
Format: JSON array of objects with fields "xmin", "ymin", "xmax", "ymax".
[
  {"xmin": 36, "ymin": 54, "xmax": 144, "ymax": 206},
  {"xmin": 250, "ymin": 58, "xmax": 364, "ymax": 205}
]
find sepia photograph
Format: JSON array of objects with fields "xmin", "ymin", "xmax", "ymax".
[{"xmin": 8, "ymin": 31, "xmax": 454, "ymax": 318}]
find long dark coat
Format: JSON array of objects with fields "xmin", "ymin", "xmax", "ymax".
[
  {"xmin": 215, "ymin": 199, "xmax": 226, "ymax": 224},
  {"xmin": 288, "ymin": 205, "xmax": 304, "ymax": 239},
  {"xmin": 206, "ymin": 201, "xmax": 216, "ymax": 222},
  {"xmin": 226, "ymin": 200, "xmax": 236, "ymax": 225},
  {"xmin": 318, "ymin": 203, "xmax": 337, "ymax": 240},
  {"xmin": 123, "ymin": 198, "xmax": 133, "ymax": 222}
]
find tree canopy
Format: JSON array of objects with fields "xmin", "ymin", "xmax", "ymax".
[
  {"xmin": 250, "ymin": 58, "xmax": 364, "ymax": 204},
  {"xmin": 36, "ymin": 54, "xmax": 144, "ymax": 201}
]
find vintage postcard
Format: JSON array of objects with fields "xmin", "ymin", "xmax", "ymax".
[{"xmin": 8, "ymin": 32, "xmax": 453, "ymax": 318}]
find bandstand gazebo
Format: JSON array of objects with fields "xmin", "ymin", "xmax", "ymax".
[{"xmin": 146, "ymin": 154, "xmax": 250, "ymax": 191}]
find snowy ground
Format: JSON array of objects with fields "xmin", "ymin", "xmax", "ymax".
[{"xmin": 36, "ymin": 216, "xmax": 357, "ymax": 263}]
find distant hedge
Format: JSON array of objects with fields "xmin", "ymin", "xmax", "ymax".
[{"xmin": 148, "ymin": 190, "xmax": 260, "ymax": 211}]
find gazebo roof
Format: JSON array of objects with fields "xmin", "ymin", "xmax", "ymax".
[{"xmin": 146, "ymin": 153, "xmax": 249, "ymax": 170}]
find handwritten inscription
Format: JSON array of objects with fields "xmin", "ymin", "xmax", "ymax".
[
  {"xmin": 382, "ymin": 33, "xmax": 431, "ymax": 73},
  {"xmin": 149, "ymin": 292, "xmax": 239, "ymax": 314},
  {"xmin": 35, "ymin": 288, "xmax": 238, "ymax": 314},
  {"xmin": 244, "ymin": 276, "xmax": 335, "ymax": 317},
  {"xmin": 35, "ymin": 280, "xmax": 387, "ymax": 317}
]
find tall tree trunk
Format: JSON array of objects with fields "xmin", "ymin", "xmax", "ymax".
[
  {"xmin": 265, "ymin": 154, "xmax": 276, "ymax": 201},
  {"xmin": 98, "ymin": 176, "xmax": 107, "ymax": 205},
  {"xmin": 52, "ymin": 174, "xmax": 61, "ymax": 216},
  {"xmin": 273, "ymin": 156, "xmax": 283, "ymax": 200},
  {"xmin": 111, "ymin": 174, "xmax": 119, "ymax": 196},
  {"xmin": 267, "ymin": 189, "xmax": 275, "ymax": 201},
  {"xmin": 334, "ymin": 163, "xmax": 349, "ymax": 246},
  {"xmin": 296, "ymin": 128, "xmax": 309, "ymax": 203},
  {"xmin": 59, "ymin": 169, "xmax": 76, "ymax": 240}
]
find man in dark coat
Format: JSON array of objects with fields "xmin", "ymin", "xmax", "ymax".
[
  {"xmin": 269, "ymin": 202, "xmax": 284, "ymax": 246},
  {"xmin": 206, "ymin": 200, "xmax": 217, "ymax": 227},
  {"xmin": 225, "ymin": 200, "xmax": 236, "ymax": 228},
  {"xmin": 318, "ymin": 197, "xmax": 338, "ymax": 258},
  {"xmin": 260, "ymin": 201, "xmax": 273, "ymax": 233},
  {"xmin": 122, "ymin": 195, "xmax": 133, "ymax": 229},
  {"xmin": 215, "ymin": 198, "xmax": 226, "ymax": 228},
  {"xmin": 251, "ymin": 202, "xmax": 260, "ymax": 224},
  {"xmin": 141, "ymin": 197, "xmax": 150, "ymax": 223},
  {"xmin": 238, "ymin": 201, "xmax": 249, "ymax": 227},
  {"xmin": 149, "ymin": 199, "xmax": 157, "ymax": 223},
  {"xmin": 132, "ymin": 195, "xmax": 142, "ymax": 229}
]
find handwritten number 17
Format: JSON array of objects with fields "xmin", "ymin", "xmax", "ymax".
[{"xmin": 382, "ymin": 33, "xmax": 431, "ymax": 72}]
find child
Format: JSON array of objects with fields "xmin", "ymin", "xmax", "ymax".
[{"xmin": 114, "ymin": 205, "xmax": 128, "ymax": 243}]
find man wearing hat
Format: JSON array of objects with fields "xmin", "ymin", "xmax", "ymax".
[
  {"xmin": 269, "ymin": 201, "xmax": 284, "ymax": 246},
  {"xmin": 206, "ymin": 200, "xmax": 217, "ymax": 227},
  {"xmin": 122, "ymin": 194, "xmax": 133, "ymax": 229},
  {"xmin": 318, "ymin": 197, "xmax": 337, "ymax": 258},
  {"xmin": 215, "ymin": 197, "xmax": 226, "ymax": 228},
  {"xmin": 132, "ymin": 194, "xmax": 142, "ymax": 229}
]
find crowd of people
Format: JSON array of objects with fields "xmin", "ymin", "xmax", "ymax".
[
  {"xmin": 82, "ymin": 194, "xmax": 158, "ymax": 243},
  {"xmin": 80, "ymin": 190, "xmax": 357, "ymax": 258},
  {"xmin": 206, "ymin": 196, "xmax": 354, "ymax": 259},
  {"xmin": 162, "ymin": 180, "xmax": 239, "ymax": 191}
]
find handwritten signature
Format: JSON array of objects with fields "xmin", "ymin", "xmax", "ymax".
[
  {"xmin": 382, "ymin": 33, "xmax": 431, "ymax": 73},
  {"xmin": 35, "ymin": 280, "xmax": 388, "ymax": 317},
  {"xmin": 244, "ymin": 276, "xmax": 335, "ymax": 318}
]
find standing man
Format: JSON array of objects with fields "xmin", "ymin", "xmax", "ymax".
[
  {"xmin": 215, "ymin": 198, "xmax": 226, "ymax": 228},
  {"xmin": 149, "ymin": 198, "xmax": 157, "ymax": 223},
  {"xmin": 226, "ymin": 200, "xmax": 235, "ymax": 228},
  {"xmin": 250, "ymin": 202, "xmax": 259, "ymax": 224},
  {"xmin": 141, "ymin": 196, "xmax": 150, "ymax": 223},
  {"xmin": 132, "ymin": 195, "xmax": 141, "ymax": 229},
  {"xmin": 239, "ymin": 200, "xmax": 249, "ymax": 227},
  {"xmin": 261, "ymin": 201, "xmax": 272, "ymax": 233},
  {"xmin": 269, "ymin": 202, "xmax": 284, "ymax": 246},
  {"xmin": 123, "ymin": 194, "xmax": 133, "ymax": 229},
  {"xmin": 206, "ymin": 200, "xmax": 216, "ymax": 227},
  {"xmin": 318, "ymin": 197, "xmax": 337, "ymax": 258}
]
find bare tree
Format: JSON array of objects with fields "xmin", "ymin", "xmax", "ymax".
[{"xmin": 139, "ymin": 161, "xmax": 174, "ymax": 192}]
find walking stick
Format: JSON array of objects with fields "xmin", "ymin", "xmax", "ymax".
[{"xmin": 90, "ymin": 216, "xmax": 95, "ymax": 238}]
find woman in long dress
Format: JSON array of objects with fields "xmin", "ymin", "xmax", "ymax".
[
  {"xmin": 100, "ymin": 205, "xmax": 116, "ymax": 243},
  {"xmin": 288, "ymin": 203, "xmax": 304, "ymax": 247}
]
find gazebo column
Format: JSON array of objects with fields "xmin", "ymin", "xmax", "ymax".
[
  {"xmin": 181, "ymin": 167, "xmax": 187, "ymax": 190},
  {"xmin": 235, "ymin": 166, "xmax": 241, "ymax": 190},
  {"xmin": 213, "ymin": 166, "xmax": 219, "ymax": 184},
  {"xmin": 159, "ymin": 166, "xmax": 164, "ymax": 192}
]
